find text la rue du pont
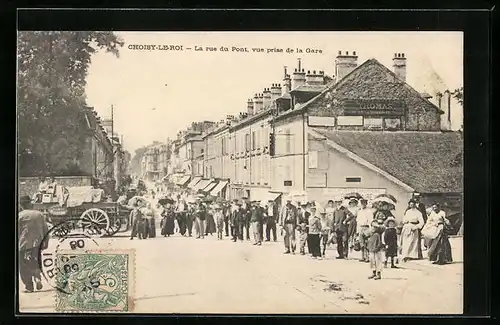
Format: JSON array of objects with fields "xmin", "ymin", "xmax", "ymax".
[{"xmin": 127, "ymin": 44, "xmax": 323, "ymax": 54}]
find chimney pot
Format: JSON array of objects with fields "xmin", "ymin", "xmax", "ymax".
[
  {"xmin": 313, "ymin": 70, "xmax": 316, "ymax": 74},
  {"xmin": 402, "ymin": 53, "xmax": 405, "ymax": 58},
  {"xmin": 346, "ymin": 51, "xmax": 349, "ymax": 55},
  {"xmin": 307, "ymin": 70, "xmax": 310, "ymax": 74},
  {"xmin": 394, "ymin": 53, "xmax": 397, "ymax": 58},
  {"xmin": 338, "ymin": 50, "xmax": 341, "ymax": 55},
  {"xmin": 353, "ymin": 51, "xmax": 356, "ymax": 55}
]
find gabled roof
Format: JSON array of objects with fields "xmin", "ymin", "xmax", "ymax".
[
  {"xmin": 311, "ymin": 128, "xmax": 463, "ymax": 193},
  {"xmin": 306, "ymin": 58, "xmax": 444, "ymax": 114},
  {"xmin": 274, "ymin": 58, "xmax": 444, "ymax": 122}
]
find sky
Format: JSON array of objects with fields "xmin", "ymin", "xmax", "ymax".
[{"xmin": 85, "ymin": 31, "xmax": 463, "ymax": 153}]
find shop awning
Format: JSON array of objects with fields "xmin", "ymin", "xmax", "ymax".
[
  {"xmin": 176, "ymin": 175, "xmax": 191, "ymax": 186},
  {"xmin": 187, "ymin": 176, "xmax": 202, "ymax": 189},
  {"xmin": 210, "ymin": 181, "xmax": 228, "ymax": 196},
  {"xmin": 192, "ymin": 179, "xmax": 212, "ymax": 192},
  {"xmin": 202, "ymin": 181, "xmax": 218, "ymax": 193}
]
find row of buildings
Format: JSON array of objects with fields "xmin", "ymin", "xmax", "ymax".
[
  {"xmin": 148, "ymin": 51, "xmax": 463, "ymax": 223},
  {"xmin": 77, "ymin": 107, "xmax": 131, "ymax": 191}
]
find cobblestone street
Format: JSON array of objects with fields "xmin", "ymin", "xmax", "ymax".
[{"xmin": 19, "ymin": 230, "xmax": 463, "ymax": 314}]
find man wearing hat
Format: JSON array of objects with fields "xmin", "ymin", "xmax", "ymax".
[
  {"xmin": 250, "ymin": 201, "xmax": 264, "ymax": 246},
  {"xmin": 264, "ymin": 199, "xmax": 279, "ymax": 242},
  {"xmin": 18, "ymin": 196, "xmax": 49, "ymax": 292},
  {"xmin": 279, "ymin": 198, "xmax": 298, "ymax": 254},
  {"xmin": 333, "ymin": 197, "xmax": 349, "ymax": 259},
  {"xmin": 230, "ymin": 201, "xmax": 241, "ymax": 242},
  {"xmin": 241, "ymin": 198, "xmax": 251, "ymax": 241}
]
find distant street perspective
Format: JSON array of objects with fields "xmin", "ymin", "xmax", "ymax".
[{"xmin": 18, "ymin": 31, "xmax": 463, "ymax": 314}]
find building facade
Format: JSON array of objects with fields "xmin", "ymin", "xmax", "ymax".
[{"xmin": 168, "ymin": 51, "xmax": 463, "ymax": 228}]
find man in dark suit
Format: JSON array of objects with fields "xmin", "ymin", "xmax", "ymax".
[
  {"xmin": 333, "ymin": 199, "xmax": 349, "ymax": 259},
  {"xmin": 18, "ymin": 196, "xmax": 49, "ymax": 292},
  {"xmin": 279, "ymin": 199, "xmax": 298, "ymax": 254},
  {"xmin": 250, "ymin": 201, "xmax": 264, "ymax": 246},
  {"xmin": 264, "ymin": 200, "xmax": 279, "ymax": 242}
]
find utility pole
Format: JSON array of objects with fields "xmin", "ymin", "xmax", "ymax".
[{"xmin": 111, "ymin": 104, "xmax": 114, "ymax": 143}]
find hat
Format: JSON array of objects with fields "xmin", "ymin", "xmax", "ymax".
[
  {"xmin": 300, "ymin": 202, "xmax": 308, "ymax": 207},
  {"xmin": 349, "ymin": 198, "xmax": 358, "ymax": 204},
  {"xmin": 360, "ymin": 199, "xmax": 368, "ymax": 204}
]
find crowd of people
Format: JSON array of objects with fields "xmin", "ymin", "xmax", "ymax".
[{"xmin": 126, "ymin": 187, "xmax": 455, "ymax": 281}]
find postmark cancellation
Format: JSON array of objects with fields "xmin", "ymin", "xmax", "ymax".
[{"xmin": 54, "ymin": 249, "xmax": 135, "ymax": 313}]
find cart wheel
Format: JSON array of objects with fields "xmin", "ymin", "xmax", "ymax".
[
  {"xmin": 105, "ymin": 217, "xmax": 122, "ymax": 236},
  {"xmin": 80, "ymin": 208, "xmax": 110, "ymax": 237}
]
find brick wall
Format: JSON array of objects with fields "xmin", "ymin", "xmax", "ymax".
[{"xmin": 18, "ymin": 176, "xmax": 94, "ymax": 198}]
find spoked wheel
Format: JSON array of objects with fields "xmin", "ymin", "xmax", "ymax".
[
  {"xmin": 105, "ymin": 217, "xmax": 122, "ymax": 236},
  {"xmin": 79, "ymin": 208, "xmax": 110, "ymax": 238}
]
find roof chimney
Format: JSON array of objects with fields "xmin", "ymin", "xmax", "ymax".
[
  {"xmin": 247, "ymin": 98, "xmax": 254, "ymax": 116},
  {"xmin": 392, "ymin": 52, "xmax": 407, "ymax": 82},
  {"xmin": 253, "ymin": 93, "xmax": 264, "ymax": 112},
  {"xmin": 305, "ymin": 70, "xmax": 325, "ymax": 86},
  {"xmin": 292, "ymin": 59, "xmax": 306, "ymax": 89},
  {"xmin": 282, "ymin": 66, "xmax": 291, "ymax": 94},
  {"xmin": 263, "ymin": 88, "xmax": 272, "ymax": 109},
  {"xmin": 335, "ymin": 50, "xmax": 358, "ymax": 81},
  {"xmin": 270, "ymin": 83, "xmax": 282, "ymax": 102}
]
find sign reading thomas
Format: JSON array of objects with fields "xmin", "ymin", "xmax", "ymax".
[{"xmin": 343, "ymin": 99, "xmax": 405, "ymax": 116}]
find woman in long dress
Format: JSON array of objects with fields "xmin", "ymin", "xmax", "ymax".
[
  {"xmin": 160, "ymin": 204, "xmax": 175, "ymax": 237},
  {"xmin": 424, "ymin": 203, "xmax": 453, "ymax": 265},
  {"xmin": 400, "ymin": 199, "xmax": 425, "ymax": 262},
  {"xmin": 205, "ymin": 205, "xmax": 216, "ymax": 236}
]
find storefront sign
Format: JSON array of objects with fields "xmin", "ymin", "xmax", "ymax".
[
  {"xmin": 308, "ymin": 116, "xmax": 336, "ymax": 127},
  {"xmin": 337, "ymin": 116, "xmax": 363, "ymax": 126},
  {"xmin": 344, "ymin": 99, "xmax": 404, "ymax": 116}
]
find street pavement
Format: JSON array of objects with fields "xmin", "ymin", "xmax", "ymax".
[{"xmin": 18, "ymin": 226, "xmax": 463, "ymax": 314}]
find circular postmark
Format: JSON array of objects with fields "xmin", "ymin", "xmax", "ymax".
[{"xmin": 38, "ymin": 218, "xmax": 104, "ymax": 293}]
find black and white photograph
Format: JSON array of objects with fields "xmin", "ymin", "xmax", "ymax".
[{"xmin": 17, "ymin": 30, "xmax": 464, "ymax": 314}]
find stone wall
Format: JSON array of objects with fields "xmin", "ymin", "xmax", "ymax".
[{"xmin": 18, "ymin": 176, "xmax": 94, "ymax": 198}]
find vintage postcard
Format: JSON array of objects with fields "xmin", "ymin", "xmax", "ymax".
[{"xmin": 17, "ymin": 31, "xmax": 463, "ymax": 314}]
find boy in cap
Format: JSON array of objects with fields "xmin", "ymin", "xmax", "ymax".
[{"xmin": 367, "ymin": 219, "xmax": 386, "ymax": 280}]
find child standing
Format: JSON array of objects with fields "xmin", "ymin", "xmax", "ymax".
[
  {"xmin": 384, "ymin": 217, "xmax": 399, "ymax": 268},
  {"xmin": 319, "ymin": 209, "xmax": 331, "ymax": 257},
  {"xmin": 215, "ymin": 205, "xmax": 225, "ymax": 240},
  {"xmin": 367, "ymin": 219, "xmax": 385, "ymax": 280}
]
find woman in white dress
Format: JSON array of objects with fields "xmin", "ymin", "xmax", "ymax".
[{"xmin": 400, "ymin": 199, "xmax": 425, "ymax": 262}]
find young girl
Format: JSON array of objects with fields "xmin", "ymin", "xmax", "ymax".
[
  {"xmin": 384, "ymin": 217, "xmax": 399, "ymax": 268},
  {"xmin": 367, "ymin": 219, "xmax": 385, "ymax": 280}
]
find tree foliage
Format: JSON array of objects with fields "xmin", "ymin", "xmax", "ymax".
[
  {"xmin": 451, "ymin": 86, "xmax": 463, "ymax": 106},
  {"xmin": 17, "ymin": 31, "xmax": 124, "ymax": 176},
  {"xmin": 129, "ymin": 146, "xmax": 149, "ymax": 176}
]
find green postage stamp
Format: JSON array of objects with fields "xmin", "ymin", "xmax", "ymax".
[{"xmin": 55, "ymin": 250, "xmax": 135, "ymax": 312}]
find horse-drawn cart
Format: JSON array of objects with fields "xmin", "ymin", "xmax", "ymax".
[{"xmin": 32, "ymin": 186, "xmax": 132, "ymax": 238}]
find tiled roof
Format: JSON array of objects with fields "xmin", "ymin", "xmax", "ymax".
[
  {"xmin": 306, "ymin": 59, "xmax": 444, "ymax": 115},
  {"xmin": 312, "ymin": 129, "xmax": 463, "ymax": 193}
]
